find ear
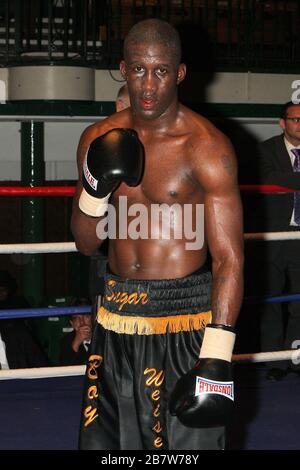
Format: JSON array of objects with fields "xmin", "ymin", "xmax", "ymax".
[
  {"xmin": 177, "ymin": 63, "xmax": 186, "ymax": 84},
  {"xmin": 279, "ymin": 118, "xmax": 286, "ymax": 132},
  {"xmin": 120, "ymin": 60, "xmax": 127, "ymax": 80}
]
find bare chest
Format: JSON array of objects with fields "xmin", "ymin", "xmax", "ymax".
[{"xmin": 113, "ymin": 140, "xmax": 202, "ymax": 205}]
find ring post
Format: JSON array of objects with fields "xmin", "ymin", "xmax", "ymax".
[{"xmin": 21, "ymin": 121, "xmax": 45, "ymax": 306}]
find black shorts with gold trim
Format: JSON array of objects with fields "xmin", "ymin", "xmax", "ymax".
[{"xmin": 79, "ymin": 267, "xmax": 225, "ymax": 451}]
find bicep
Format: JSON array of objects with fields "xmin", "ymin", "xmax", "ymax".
[{"xmin": 200, "ymin": 145, "xmax": 244, "ymax": 261}]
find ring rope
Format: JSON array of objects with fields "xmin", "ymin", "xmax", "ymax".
[
  {"xmin": 232, "ymin": 349, "xmax": 300, "ymax": 363},
  {"xmin": 0, "ymin": 186, "xmax": 75, "ymax": 197},
  {"xmin": 244, "ymin": 231, "xmax": 300, "ymax": 241},
  {"xmin": 0, "ymin": 242, "xmax": 77, "ymax": 253},
  {"xmin": 0, "ymin": 306, "xmax": 91, "ymax": 320},
  {"xmin": 246, "ymin": 292, "xmax": 300, "ymax": 304},
  {"xmin": 0, "ymin": 184, "xmax": 299, "ymax": 196},
  {"xmin": 239, "ymin": 184, "xmax": 298, "ymax": 194},
  {"xmin": 0, "ymin": 365, "xmax": 85, "ymax": 380}
]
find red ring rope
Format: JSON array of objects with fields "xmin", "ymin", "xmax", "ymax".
[
  {"xmin": 0, "ymin": 186, "xmax": 75, "ymax": 196},
  {"xmin": 239, "ymin": 184, "xmax": 296, "ymax": 193},
  {"xmin": 0, "ymin": 184, "xmax": 297, "ymax": 197}
]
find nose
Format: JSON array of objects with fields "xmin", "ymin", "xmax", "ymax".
[{"xmin": 143, "ymin": 71, "xmax": 156, "ymax": 96}]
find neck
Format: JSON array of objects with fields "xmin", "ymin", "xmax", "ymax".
[{"xmin": 285, "ymin": 135, "xmax": 300, "ymax": 147}]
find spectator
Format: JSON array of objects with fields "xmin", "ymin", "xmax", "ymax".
[
  {"xmin": 0, "ymin": 270, "xmax": 49, "ymax": 369},
  {"xmin": 0, "ymin": 270, "xmax": 28, "ymax": 309},
  {"xmin": 60, "ymin": 311, "xmax": 92, "ymax": 366},
  {"xmin": 258, "ymin": 101, "xmax": 300, "ymax": 381}
]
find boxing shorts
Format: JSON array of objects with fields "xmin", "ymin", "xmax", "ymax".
[{"xmin": 79, "ymin": 266, "xmax": 225, "ymax": 450}]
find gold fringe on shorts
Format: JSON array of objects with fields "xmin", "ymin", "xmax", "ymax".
[{"xmin": 97, "ymin": 306, "xmax": 212, "ymax": 335}]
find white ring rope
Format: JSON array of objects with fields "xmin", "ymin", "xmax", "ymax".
[
  {"xmin": 0, "ymin": 350, "xmax": 299, "ymax": 380},
  {"xmin": 0, "ymin": 365, "xmax": 85, "ymax": 380},
  {"xmin": 1, "ymin": 231, "xmax": 300, "ymax": 254},
  {"xmin": 0, "ymin": 241, "xmax": 77, "ymax": 254},
  {"xmin": 244, "ymin": 231, "xmax": 300, "ymax": 241},
  {"xmin": 232, "ymin": 349, "xmax": 300, "ymax": 363}
]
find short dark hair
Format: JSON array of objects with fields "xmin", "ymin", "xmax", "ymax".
[
  {"xmin": 280, "ymin": 101, "xmax": 299, "ymax": 119},
  {"xmin": 124, "ymin": 19, "xmax": 182, "ymax": 66}
]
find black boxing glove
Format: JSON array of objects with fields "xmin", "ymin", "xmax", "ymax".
[
  {"xmin": 169, "ymin": 324, "xmax": 235, "ymax": 428},
  {"xmin": 79, "ymin": 128, "xmax": 144, "ymax": 217}
]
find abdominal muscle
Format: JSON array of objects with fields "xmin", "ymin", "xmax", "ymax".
[{"xmin": 108, "ymin": 238, "xmax": 207, "ymax": 280}]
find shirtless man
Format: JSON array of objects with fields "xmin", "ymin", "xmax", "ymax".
[{"xmin": 71, "ymin": 19, "xmax": 244, "ymax": 450}]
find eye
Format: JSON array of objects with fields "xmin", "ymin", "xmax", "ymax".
[
  {"xmin": 156, "ymin": 67, "xmax": 167, "ymax": 75},
  {"xmin": 134, "ymin": 65, "xmax": 143, "ymax": 73},
  {"xmin": 286, "ymin": 117, "xmax": 300, "ymax": 123}
]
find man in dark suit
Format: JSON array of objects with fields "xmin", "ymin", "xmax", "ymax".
[
  {"xmin": 0, "ymin": 319, "xmax": 49, "ymax": 369},
  {"xmin": 0, "ymin": 270, "xmax": 49, "ymax": 369},
  {"xmin": 258, "ymin": 101, "xmax": 300, "ymax": 380}
]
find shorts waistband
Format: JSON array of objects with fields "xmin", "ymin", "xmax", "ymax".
[{"xmin": 102, "ymin": 267, "xmax": 212, "ymax": 317}]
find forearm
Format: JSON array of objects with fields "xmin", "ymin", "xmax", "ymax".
[
  {"xmin": 71, "ymin": 191, "xmax": 106, "ymax": 256},
  {"xmin": 170, "ymin": 255, "xmax": 240, "ymax": 428},
  {"xmin": 211, "ymin": 254, "xmax": 244, "ymax": 327}
]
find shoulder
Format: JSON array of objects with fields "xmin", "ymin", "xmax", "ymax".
[
  {"xmin": 258, "ymin": 133, "xmax": 284, "ymax": 154},
  {"xmin": 180, "ymin": 105, "xmax": 234, "ymax": 155},
  {"xmin": 180, "ymin": 107, "xmax": 237, "ymax": 187}
]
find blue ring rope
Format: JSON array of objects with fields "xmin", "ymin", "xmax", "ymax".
[
  {"xmin": 245, "ymin": 293, "xmax": 300, "ymax": 305},
  {"xmin": 0, "ymin": 305, "xmax": 91, "ymax": 320}
]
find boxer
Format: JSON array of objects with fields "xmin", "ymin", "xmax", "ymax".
[{"xmin": 71, "ymin": 18, "xmax": 244, "ymax": 450}]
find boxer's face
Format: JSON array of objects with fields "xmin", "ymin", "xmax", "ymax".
[
  {"xmin": 120, "ymin": 42, "xmax": 186, "ymax": 121},
  {"xmin": 280, "ymin": 104, "xmax": 300, "ymax": 146}
]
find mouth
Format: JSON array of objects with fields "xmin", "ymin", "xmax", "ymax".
[{"xmin": 141, "ymin": 97, "xmax": 156, "ymax": 110}]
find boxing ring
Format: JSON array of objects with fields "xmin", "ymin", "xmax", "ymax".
[{"xmin": 1, "ymin": 184, "xmax": 300, "ymax": 450}]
